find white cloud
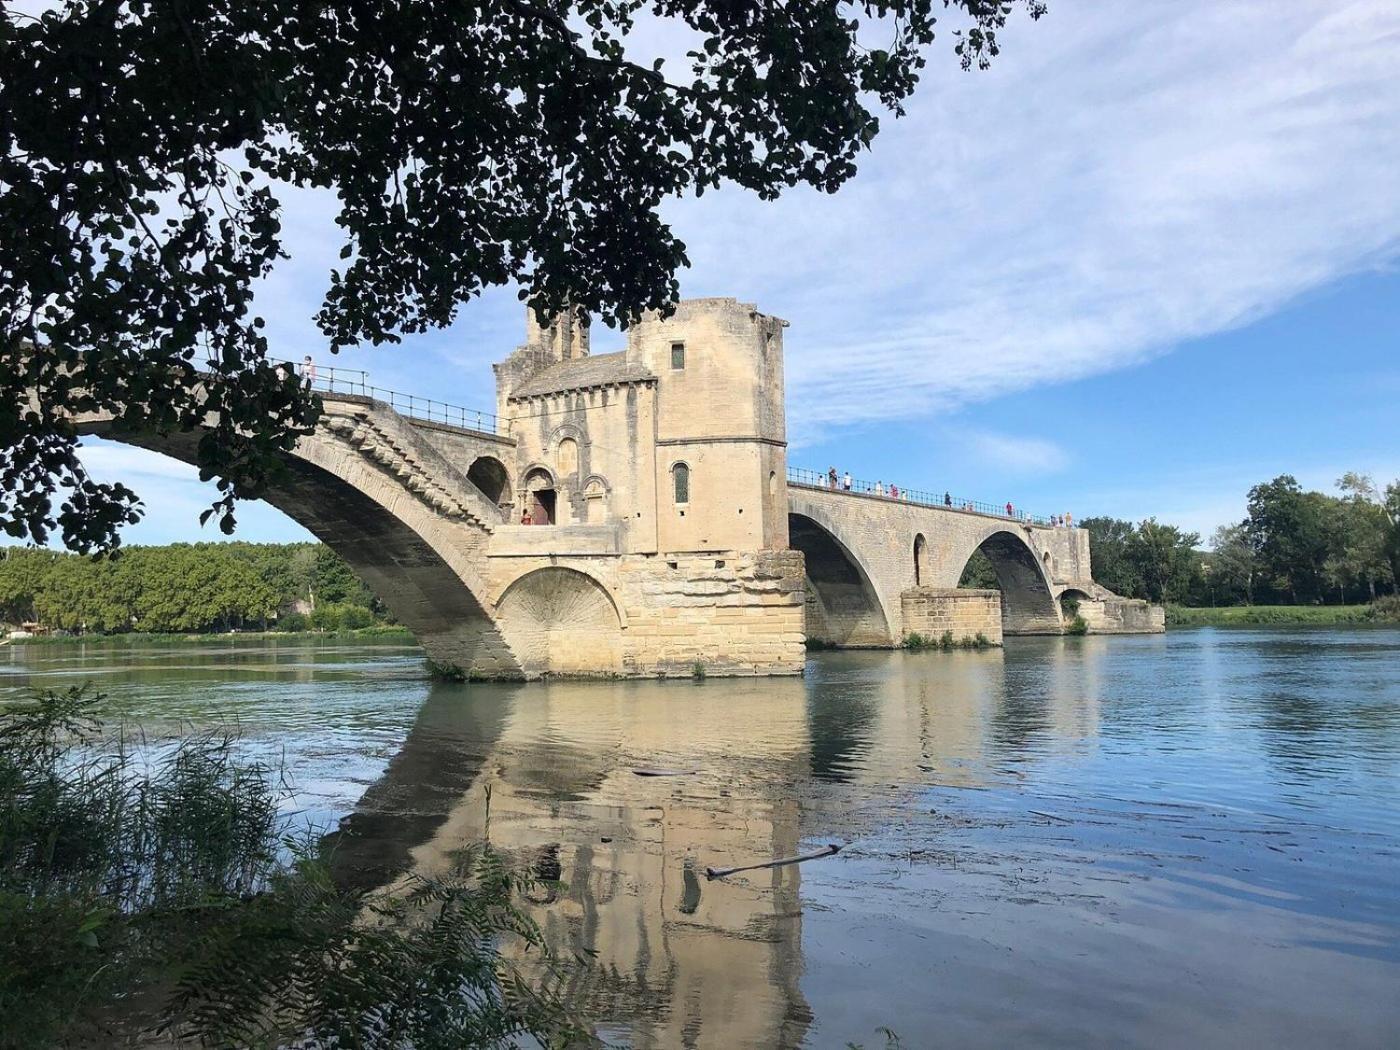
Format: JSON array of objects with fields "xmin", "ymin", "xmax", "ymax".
[
  {"xmin": 656, "ymin": 0, "xmax": 1400, "ymax": 441},
  {"xmin": 225, "ymin": 1, "xmax": 1400, "ymax": 444}
]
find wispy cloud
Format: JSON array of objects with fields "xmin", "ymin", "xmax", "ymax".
[
  {"xmin": 660, "ymin": 1, "xmax": 1400, "ymax": 441},
  {"xmin": 957, "ymin": 429, "xmax": 1069, "ymax": 474}
]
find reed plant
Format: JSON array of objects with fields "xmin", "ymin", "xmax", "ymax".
[{"xmin": 0, "ymin": 686, "xmax": 590, "ymax": 1049}]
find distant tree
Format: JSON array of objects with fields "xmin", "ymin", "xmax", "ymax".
[
  {"xmin": 1208, "ymin": 523, "xmax": 1256, "ymax": 605},
  {"xmin": 1, "ymin": 0, "xmax": 1044, "ymax": 555},
  {"xmin": 1078, "ymin": 517, "xmax": 1143, "ymax": 599},
  {"xmin": 1245, "ymin": 476, "xmax": 1332, "ymax": 603},
  {"xmin": 958, "ymin": 548, "xmax": 1000, "ymax": 589},
  {"xmin": 1327, "ymin": 475, "xmax": 1395, "ymax": 601},
  {"xmin": 1127, "ymin": 518, "xmax": 1200, "ymax": 605}
]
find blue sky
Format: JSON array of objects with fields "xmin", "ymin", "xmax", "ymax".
[{"xmin": 75, "ymin": 0, "xmax": 1400, "ymax": 547}]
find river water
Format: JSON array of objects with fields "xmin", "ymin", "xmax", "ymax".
[{"xmin": 3, "ymin": 628, "xmax": 1399, "ymax": 1049}]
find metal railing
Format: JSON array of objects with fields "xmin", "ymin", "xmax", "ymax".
[
  {"xmin": 305, "ymin": 367, "xmax": 509, "ymax": 437},
  {"xmin": 788, "ymin": 466, "xmax": 1058, "ymax": 527}
]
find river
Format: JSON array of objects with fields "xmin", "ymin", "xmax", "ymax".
[{"xmin": 3, "ymin": 628, "xmax": 1399, "ymax": 1049}]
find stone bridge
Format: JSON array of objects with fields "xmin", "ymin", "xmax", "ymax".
[
  {"xmin": 68, "ymin": 299, "xmax": 1161, "ymax": 678},
  {"xmin": 787, "ymin": 483, "xmax": 1156, "ymax": 646},
  {"xmin": 79, "ymin": 392, "xmax": 533, "ymax": 676}
]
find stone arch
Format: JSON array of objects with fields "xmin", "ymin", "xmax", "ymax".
[
  {"xmin": 788, "ymin": 512, "xmax": 892, "ymax": 647},
  {"xmin": 913, "ymin": 533, "xmax": 928, "ymax": 586},
  {"xmin": 494, "ymin": 567, "xmax": 624, "ymax": 676},
  {"xmin": 1058, "ymin": 587, "xmax": 1091, "ymax": 616},
  {"xmin": 466, "ymin": 455, "xmax": 510, "ymax": 506},
  {"xmin": 521, "ymin": 465, "xmax": 557, "ymax": 524},
  {"xmin": 555, "ymin": 436, "xmax": 579, "ymax": 477},
  {"xmin": 73, "ymin": 418, "xmax": 523, "ymax": 677},
  {"xmin": 957, "ymin": 529, "xmax": 1062, "ymax": 634},
  {"xmin": 581, "ymin": 474, "xmax": 610, "ymax": 523}
]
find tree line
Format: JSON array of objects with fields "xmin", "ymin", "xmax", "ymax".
[
  {"xmin": 0, "ymin": 543, "xmax": 391, "ymax": 635},
  {"xmin": 1080, "ymin": 473, "xmax": 1399, "ymax": 607}
]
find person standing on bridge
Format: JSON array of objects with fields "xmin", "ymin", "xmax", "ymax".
[
  {"xmin": 828, "ymin": 466, "xmax": 838, "ymax": 490},
  {"xmin": 843, "ymin": 471, "xmax": 852, "ymax": 491},
  {"xmin": 1006, "ymin": 501, "xmax": 1014, "ymax": 517},
  {"xmin": 944, "ymin": 491, "xmax": 952, "ymax": 507},
  {"xmin": 300, "ymin": 355, "xmax": 317, "ymax": 387},
  {"xmin": 1065, "ymin": 511, "xmax": 1073, "ymax": 528},
  {"xmin": 889, "ymin": 483, "xmax": 899, "ymax": 500}
]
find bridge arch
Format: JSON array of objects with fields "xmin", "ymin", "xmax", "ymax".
[
  {"xmin": 76, "ymin": 407, "xmax": 526, "ymax": 677},
  {"xmin": 466, "ymin": 455, "xmax": 510, "ymax": 506},
  {"xmin": 955, "ymin": 529, "xmax": 1062, "ymax": 634},
  {"xmin": 494, "ymin": 567, "xmax": 624, "ymax": 676},
  {"xmin": 788, "ymin": 511, "xmax": 893, "ymax": 647}
]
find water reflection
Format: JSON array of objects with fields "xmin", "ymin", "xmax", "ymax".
[
  {"xmin": 6, "ymin": 628, "xmax": 1400, "ymax": 1047},
  {"xmin": 336, "ymin": 678, "xmax": 815, "ymax": 1048}
]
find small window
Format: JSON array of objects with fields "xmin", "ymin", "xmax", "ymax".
[
  {"xmin": 672, "ymin": 462, "xmax": 690, "ymax": 504},
  {"xmin": 670, "ymin": 342, "xmax": 685, "ymax": 370}
]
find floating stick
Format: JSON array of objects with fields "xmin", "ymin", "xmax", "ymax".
[{"xmin": 705, "ymin": 843, "xmax": 842, "ymax": 880}]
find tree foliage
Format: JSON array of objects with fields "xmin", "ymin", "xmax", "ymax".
[
  {"xmin": 1082, "ymin": 472, "xmax": 1399, "ymax": 609},
  {"xmin": 0, "ymin": 541, "xmax": 385, "ymax": 633},
  {"xmin": 1, "ymin": 0, "xmax": 1044, "ymax": 555}
]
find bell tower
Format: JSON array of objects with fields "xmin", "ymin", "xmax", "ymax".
[{"xmin": 524, "ymin": 305, "xmax": 590, "ymax": 363}]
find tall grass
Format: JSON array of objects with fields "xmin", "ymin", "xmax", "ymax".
[
  {"xmin": 0, "ymin": 687, "xmax": 590, "ymax": 1049},
  {"xmin": 1165, "ymin": 604, "xmax": 1377, "ymax": 627}
]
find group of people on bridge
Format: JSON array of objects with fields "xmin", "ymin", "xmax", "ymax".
[{"xmin": 825, "ymin": 467, "xmax": 1074, "ymax": 528}]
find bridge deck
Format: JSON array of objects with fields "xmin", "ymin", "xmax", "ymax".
[{"xmin": 787, "ymin": 475, "xmax": 1061, "ymax": 532}]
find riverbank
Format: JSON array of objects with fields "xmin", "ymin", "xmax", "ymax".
[
  {"xmin": 1, "ymin": 625, "xmax": 414, "ymax": 646},
  {"xmin": 1166, "ymin": 604, "xmax": 1385, "ymax": 626}
]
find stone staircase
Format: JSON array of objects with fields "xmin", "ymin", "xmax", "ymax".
[{"xmin": 323, "ymin": 409, "xmax": 497, "ymax": 529}]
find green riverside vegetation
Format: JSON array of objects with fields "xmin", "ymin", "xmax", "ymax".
[
  {"xmin": 1073, "ymin": 472, "xmax": 1399, "ymax": 620},
  {"xmin": 0, "ymin": 542, "xmax": 392, "ymax": 636},
  {"xmin": 1166, "ymin": 600, "xmax": 1398, "ymax": 627},
  {"xmin": 0, "ymin": 687, "xmax": 589, "ymax": 1049}
]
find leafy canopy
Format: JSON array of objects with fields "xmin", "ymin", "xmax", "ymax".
[{"xmin": 1, "ymin": 0, "xmax": 1044, "ymax": 554}]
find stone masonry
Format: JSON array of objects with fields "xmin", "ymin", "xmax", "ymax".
[
  {"xmin": 72, "ymin": 296, "xmax": 1161, "ymax": 678},
  {"xmin": 901, "ymin": 588, "xmax": 1003, "ymax": 646}
]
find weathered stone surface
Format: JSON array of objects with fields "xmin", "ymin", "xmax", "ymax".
[{"xmin": 71, "ymin": 296, "xmax": 1158, "ymax": 681}]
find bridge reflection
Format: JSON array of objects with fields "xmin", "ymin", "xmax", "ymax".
[{"xmin": 329, "ymin": 643, "xmax": 1108, "ymax": 1046}]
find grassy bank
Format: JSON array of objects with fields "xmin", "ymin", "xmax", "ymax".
[
  {"xmin": 1166, "ymin": 604, "xmax": 1379, "ymax": 627},
  {"xmin": 3, "ymin": 624, "xmax": 415, "ymax": 646}
]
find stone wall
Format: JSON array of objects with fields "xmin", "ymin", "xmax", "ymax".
[
  {"xmin": 1077, "ymin": 595, "xmax": 1166, "ymax": 634},
  {"xmin": 487, "ymin": 549, "xmax": 806, "ymax": 678},
  {"xmin": 619, "ymin": 550, "xmax": 806, "ymax": 677},
  {"xmin": 900, "ymin": 588, "xmax": 1004, "ymax": 646}
]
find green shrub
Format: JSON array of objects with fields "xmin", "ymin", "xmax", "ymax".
[
  {"xmin": 1065, "ymin": 615, "xmax": 1089, "ymax": 636},
  {"xmin": 276, "ymin": 610, "xmax": 308, "ymax": 632},
  {"xmin": 1370, "ymin": 595, "xmax": 1400, "ymax": 622},
  {"xmin": 0, "ymin": 687, "xmax": 589, "ymax": 1049},
  {"xmin": 336, "ymin": 604, "xmax": 375, "ymax": 630},
  {"xmin": 903, "ymin": 631, "xmax": 931, "ymax": 650},
  {"xmin": 939, "ymin": 630, "xmax": 955, "ymax": 650}
]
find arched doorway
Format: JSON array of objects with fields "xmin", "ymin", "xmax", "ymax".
[
  {"xmin": 913, "ymin": 533, "xmax": 928, "ymax": 586},
  {"xmin": 466, "ymin": 455, "xmax": 509, "ymax": 506},
  {"xmin": 955, "ymin": 530, "xmax": 1061, "ymax": 634},
  {"xmin": 522, "ymin": 467, "xmax": 556, "ymax": 525},
  {"xmin": 788, "ymin": 513, "xmax": 892, "ymax": 647},
  {"xmin": 495, "ymin": 567, "xmax": 623, "ymax": 675}
]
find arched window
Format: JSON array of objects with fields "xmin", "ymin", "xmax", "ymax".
[
  {"xmin": 583, "ymin": 476, "xmax": 608, "ymax": 523},
  {"xmin": 556, "ymin": 437, "xmax": 579, "ymax": 476},
  {"xmin": 672, "ymin": 462, "xmax": 690, "ymax": 505},
  {"xmin": 914, "ymin": 533, "xmax": 928, "ymax": 586}
]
